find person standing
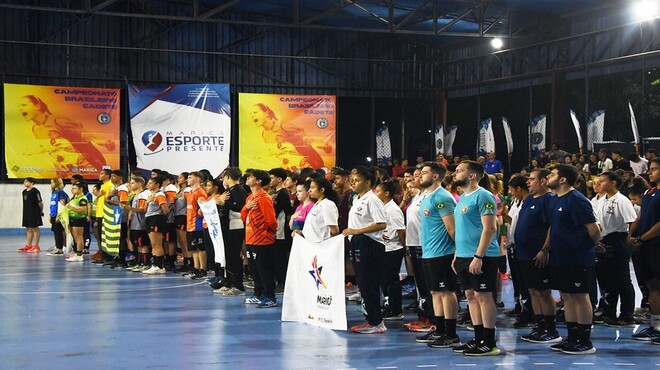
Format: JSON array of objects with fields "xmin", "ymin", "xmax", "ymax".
[
  {"xmin": 597, "ymin": 149, "xmax": 613, "ymax": 174},
  {"xmin": 65, "ymin": 182, "xmax": 89, "ymax": 262},
  {"xmin": 19, "ymin": 177, "xmax": 43, "ymax": 253},
  {"xmin": 300, "ymin": 178, "xmax": 340, "ymax": 243},
  {"xmin": 46, "ymin": 178, "xmax": 69, "ymax": 255},
  {"xmin": 186, "ymin": 172, "xmax": 210, "ymax": 279},
  {"xmin": 450, "ymin": 161, "xmax": 501, "ymax": 356},
  {"xmin": 91, "ymin": 169, "xmax": 113, "ymax": 262},
  {"xmin": 269, "ymin": 168, "xmax": 294, "ymax": 290},
  {"xmin": 539, "ymin": 164, "xmax": 600, "ymax": 354},
  {"xmin": 143, "ymin": 177, "xmax": 170, "ymax": 275}
]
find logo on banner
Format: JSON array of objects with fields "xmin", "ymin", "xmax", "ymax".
[
  {"xmin": 531, "ymin": 133, "xmax": 544, "ymax": 145},
  {"xmin": 142, "ymin": 131, "xmax": 164, "ymax": 155},
  {"xmin": 309, "ymin": 255, "xmax": 333, "ymax": 307},
  {"xmin": 316, "ymin": 118, "xmax": 329, "ymax": 129},
  {"xmin": 436, "ymin": 139, "xmax": 443, "ymax": 150},
  {"xmin": 97, "ymin": 112, "xmax": 112, "ymax": 125}
]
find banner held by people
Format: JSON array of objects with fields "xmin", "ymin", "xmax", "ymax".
[
  {"xmin": 282, "ymin": 235, "xmax": 347, "ymax": 331},
  {"xmin": 198, "ymin": 199, "xmax": 226, "ymax": 267}
]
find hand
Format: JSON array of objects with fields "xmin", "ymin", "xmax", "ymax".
[
  {"xmin": 291, "ymin": 211, "xmax": 301, "ymax": 220},
  {"xmin": 217, "ymin": 192, "xmax": 230, "ymax": 205},
  {"xmin": 119, "ymin": 203, "xmax": 126, "ymax": 209},
  {"xmin": 246, "ymin": 199, "xmax": 258, "ymax": 209},
  {"xmin": 451, "ymin": 256, "xmax": 457, "ymax": 275},
  {"xmin": 595, "ymin": 242, "xmax": 607, "ymax": 254},
  {"xmin": 627, "ymin": 236, "xmax": 642, "ymax": 250},
  {"xmin": 533, "ymin": 249, "xmax": 549, "ymax": 268},
  {"xmin": 291, "ymin": 230, "xmax": 303, "ymax": 238},
  {"xmin": 342, "ymin": 228, "xmax": 358, "ymax": 236},
  {"xmin": 469, "ymin": 257, "xmax": 483, "ymax": 275}
]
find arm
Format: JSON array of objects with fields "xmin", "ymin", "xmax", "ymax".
[
  {"xmin": 639, "ymin": 221, "xmax": 660, "ymax": 243},
  {"xmin": 260, "ymin": 197, "xmax": 278, "ymax": 234},
  {"xmin": 396, "ymin": 229, "xmax": 406, "ymax": 247},
  {"xmin": 534, "ymin": 228, "xmax": 552, "ymax": 268},
  {"xmin": 442, "ymin": 214, "xmax": 456, "ymax": 241},
  {"xmin": 469, "ymin": 214, "xmax": 497, "ymax": 274},
  {"xmin": 585, "ymin": 222, "xmax": 601, "ymax": 244},
  {"xmin": 342, "ymin": 222, "xmax": 386, "ymax": 236}
]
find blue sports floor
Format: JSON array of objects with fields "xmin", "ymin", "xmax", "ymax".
[{"xmin": 0, "ymin": 233, "xmax": 657, "ymax": 369}]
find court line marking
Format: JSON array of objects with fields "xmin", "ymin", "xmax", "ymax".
[
  {"xmin": 533, "ymin": 363, "xmax": 555, "ymax": 366},
  {"xmin": 613, "ymin": 364, "xmax": 636, "ymax": 366},
  {"xmin": 417, "ymin": 366, "xmax": 438, "ymax": 368},
  {"xmin": 455, "ymin": 365, "xmax": 477, "ymax": 367},
  {"xmin": 377, "ymin": 367, "xmax": 398, "ymax": 369},
  {"xmin": 496, "ymin": 364, "xmax": 515, "ymax": 366},
  {"xmin": 0, "ymin": 276, "xmax": 190, "ymax": 284},
  {"xmin": 573, "ymin": 363, "xmax": 594, "ymax": 366},
  {"xmin": 0, "ymin": 281, "xmax": 206, "ymax": 295}
]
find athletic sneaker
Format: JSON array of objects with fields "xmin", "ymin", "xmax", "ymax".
[
  {"xmin": 26, "ymin": 246, "xmax": 41, "ymax": 253},
  {"xmin": 550, "ymin": 339, "xmax": 571, "ymax": 352},
  {"xmin": 213, "ymin": 287, "xmax": 230, "ymax": 295},
  {"xmin": 521, "ymin": 328, "xmax": 540, "ymax": 341},
  {"xmin": 527, "ymin": 330, "xmax": 563, "ymax": 344},
  {"xmin": 603, "ymin": 317, "xmax": 635, "ymax": 328},
  {"xmin": 256, "ymin": 298, "xmax": 278, "ymax": 308},
  {"xmin": 415, "ymin": 331, "xmax": 444, "ymax": 343},
  {"xmin": 452, "ymin": 339, "xmax": 477, "ymax": 353},
  {"xmin": 221, "ymin": 287, "xmax": 246, "ymax": 297},
  {"xmin": 652, "ymin": 337, "xmax": 660, "ymax": 345},
  {"xmin": 47, "ymin": 249, "xmax": 64, "ymax": 256},
  {"xmin": 65, "ymin": 254, "xmax": 84, "ymax": 262},
  {"xmin": 244, "ymin": 296, "xmax": 263, "ymax": 304},
  {"xmin": 17, "ymin": 245, "xmax": 31, "ymax": 252},
  {"xmin": 382, "ymin": 310, "xmax": 404, "ymax": 321},
  {"xmin": 352, "ymin": 321, "xmax": 387, "ymax": 334},
  {"xmin": 124, "ymin": 252, "xmax": 136, "ymax": 262},
  {"xmin": 463, "ymin": 341, "xmax": 501, "ymax": 356},
  {"xmin": 632, "ymin": 327, "xmax": 660, "ymax": 341},
  {"xmin": 347, "ymin": 291, "xmax": 362, "ymax": 301},
  {"xmin": 561, "ymin": 341, "xmax": 596, "ymax": 355},
  {"xmin": 427, "ymin": 335, "xmax": 460, "ymax": 348},
  {"xmin": 405, "ymin": 319, "xmax": 436, "ymax": 332},
  {"xmin": 143, "ymin": 266, "xmax": 166, "ymax": 275}
]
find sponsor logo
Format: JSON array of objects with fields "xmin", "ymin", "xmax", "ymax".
[
  {"xmin": 97, "ymin": 112, "xmax": 112, "ymax": 124},
  {"xmin": 485, "ymin": 202, "xmax": 495, "ymax": 210},
  {"xmin": 531, "ymin": 132, "xmax": 544, "ymax": 145},
  {"xmin": 142, "ymin": 130, "xmax": 226, "ymax": 155},
  {"xmin": 142, "ymin": 130, "xmax": 164, "ymax": 154},
  {"xmin": 436, "ymin": 138, "xmax": 443, "ymax": 150},
  {"xmin": 461, "ymin": 206, "xmax": 468, "ymax": 214},
  {"xmin": 574, "ymin": 282, "xmax": 581, "ymax": 287},
  {"xmin": 423, "ymin": 208, "xmax": 431, "ymax": 217},
  {"xmin": 309, "ymin": 255, "xmax": 327, "ymax": 290},
  {"xmin": 542, "ymin": 279, "xmax": 549, "ymax": 284},
  {"xmin": 479, "ymin": 283, "xmax": 486, "ymax": 289},
  {"xmin": 316, "ymin": 117, "xmax": 329, "ymax": 129},
  {"xmin": 530, "ymin": 205, "xmax": 536, "ymax": 209}
]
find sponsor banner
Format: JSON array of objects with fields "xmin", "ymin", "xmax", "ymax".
[
  {"xmin": 4, "ymin": 83, "xmax": 120, "ymax": 179},
  {"xmin": 129, "ymin": 84, "xmax": 231, "ymax": 176},
  {"xmin": 282, "ymin": 235, "xmax": 347, "ymax": 331},
  {"xmin": 477, "ymin": 118, "xmax": 495, "ymax": 156},
  {"xmin": 502, "ymin": 117, "xmax": 514, "ymax": 155},
  {"xmin": 198, "ymin": 199, "xmax": 226, "ymax": 266},
  {"xmin": 586, "ymin": 110, "xmax": 605, "ymax": 152},
  {"xmin": 529, "ymin": 114, "xmax": 546, "ymax": 155},
  {"xmin": 376, "ymin": 125, "xmax": 392, "ymax": 166},
  {"xmin": 238, "ymin": 93, "xmax": 336, "ymax": 172}
]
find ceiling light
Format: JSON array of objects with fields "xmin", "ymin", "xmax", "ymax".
[
  {"xmin": 632, "ymin": 0, "xmax": 659, "ymax": 21},
  {"xmin": 491, "ymin": 38, "xmax": 503, "ymax": 49}
]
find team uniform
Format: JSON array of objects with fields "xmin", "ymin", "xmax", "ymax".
[
  {"xmin": 145, "ymin": 190, "xmax": 167, "ymax": 234},
  {"xmin": 381, "ymin": 199, "xmax": 406, "ymax": 318},
  {"xmin": 162, "ymin": 183, "xmax": 178, "ymax": 245},
  {"xmin": 186, "ymin": 187, "xmax": 208, "ymax": 251},
  {"xmin": 301, "ymin": 198, "xmax": 339, "ymax": 243},
  {"xmin": 174, "ymin": 187, "xmax": 190, "ymax": 231},
  {"xmin": 49, "ymin": 189, "xmax": 69, "ymax": 251},
  {"xmin": 420, "ymin": 187, "xmax": 457, "ymax": 292},
  {"xmin": 218, "ymin": 183, "xmax": 248, "ymax": 293},
  {"xmin": 515, "ymin": 193, "xmax": 555, "ymax": 292},
  {"xmin": 129, "ymin": 189, "xmax": 150, "ymax": 250},
  {"xmin": 68, "ymin": 195, "xmax": 89, "ymax": 227},
  {"xmin": 22, "ymin": 187, "xmax": 43, "ymax": 228}
]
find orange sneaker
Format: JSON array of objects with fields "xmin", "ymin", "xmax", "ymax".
[
  {"xmin": 17, "ymin": 245, "xmax": 31, "ymax": 252},
  {"xmin": 91, "ymin": 251, "xmax": 104, "ymax": 261},
  {"xmin": 404, "ymin": 318, "xmax": 436, "ymax": 332},
  {"xmin": 26, "ymin": 246, "xmax": 41, "ymax": 253}
]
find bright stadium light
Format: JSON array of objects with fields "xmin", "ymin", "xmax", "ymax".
[
  {"xmin": 366, "ymin": 157, "xmax": 372, "ymax": 162},
  {"xmin": 632, "ymin": 0, "xmax": 659, "ymax": 21},
  {"xmin": 491, "ymin": 38, "xmax": 503, "ymax": 49}
]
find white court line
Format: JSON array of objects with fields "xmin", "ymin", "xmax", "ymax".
[
  {"xmin": 455, "ymin": 365, "xmax": 477, "ymax": 367},
  {"xmin": 613, "ymin": 364, "xmax": 636, "ymax": 366},
  {"xmin": 573, "ymin": 363, "xmax": 594, "ymax": 366},
  {"xmin": 496, "ymin": 364, "xmax": 515, "ymax": 366},
  {"xmin": 0, "ymin": 281, "xmax": 206, "ymax": 295},
  {"xmin": 377, "ymin": 367, "xmax": 398, "ymax": 369},
  {"xmin": 416, "ymin": 366, "xmax": 438, "ymax": 368},
  {"xmin": 533, "ymin": 363, "xmax": 555, "ymax": 366}
]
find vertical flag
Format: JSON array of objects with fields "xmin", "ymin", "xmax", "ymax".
[
  {"xmin": 586, "ymin": 110, "xmax": 605, "ymax": 152},
  {"xmin": 445, "ymin": 125, "xmax": 457, "ymax": 157},
  {"xmin": 101, "ymin": 202, "xmax": 121, "ymax": 256},
  {"xmin": 502, "ymin": 117, "xmax": 514, "ymax": 155},
  {"xmin": 375, "ymin": 125, "xmax": 392, "ymax": 166},
  {"xmin": 198, "ymin": 199, "xmax": 225, "ymax": 266},
  {"xmin": 529, "ymin": 114, "xmax": 547, "ymax": 157},
  {"xmin": 478, "ymin": 118, "xmax": 496, "ymax": 156},
  {"xmin": 629, "ymin": 102, "xmax": 641, "ymax": 149},
  {"xmin": 569, "ymin": 110, "xmax": 584, "ymax": 152},
  {"xmin": 434, "ymin": 126, "xmax": 444, "ymax": 155}
]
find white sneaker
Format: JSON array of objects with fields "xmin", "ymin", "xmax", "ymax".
[
  {"xmin": 65, "ymin": 254, "xmax": 84, "ymax": 262},
  {"xmin": 347, "ymin": 291, "xmax": 362, "ymax": 301},
  {"xmin": 213, "ymin": 286, "xmax": 230, "ymax": 294},
  {"xmin": 143, "ymin": 266, "xmax": 166, "ymax": 275}
]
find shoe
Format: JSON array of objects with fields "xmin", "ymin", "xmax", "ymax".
[
  {"xmin": 513, "ymin": 318, "xmax": 536, "ymax": 329},
  {"xmin": 133, "ymin": 265, "xmax": 150, "ymax": 272},
  {"xmin": 124, "ymin": 252, "xmax": 136, "ymax": 262},
  {"xmin": 521, "ymin": 328, "xmax": 540, "ymax": 341},
  {"xmin": 214, "ymin": 286, "xmax": 230, "ymax": 294},
  {"xmin": 403, "ymin": 291, "xmax": 417, "ymax": 299},
  {"xmin": 452, "ymin": 339, "xmax": 477, "ymax": 353},
  {"xmin": 561, "ymin": 341, "xmax": 596, "ymax": 355},
  {"xmin": 603, "ymin": 317, "xmax": 635, "ymax": 328},
  {"xmin": 345, "ymin": 282, "xmax": 358, "ymax": 293},
  {"xmin": 352, "ymin": 321, "xmax": 387, "ymax": 334},
  {"xmin": 91, "ymin": 251, "xmax": 104, "ymax": 261},
  {"xmin": 416, "ymin": 331, "xmax": 444, "ymax": 343},
  {"xmin": 82, "ymin": 249, "xmax": 89, "ymax": 255},
  {"xmin": 527, "ymin": 330, "xmax": 563, "ymax": 344},
  {"xmin": 47, "ymin": 249, "xmax": 64, "ymax": 256},
  {"xmin": 550, "ymin": 339, "xmax": 571, "ymax": 351},
  {"xmin": 382, "ymin": 311, "xmax": 404, "ymax": 321},
  {"xmin": 221, "ymin": 287, "xmax": 246, "ymax": 297},
  {"xmin": 496, "ymin": 302, "xmax": 505, "ymax": 309},
  {"xmin": 143, "ymin": 266, "xmax": 166, "ymax": 275},
  {"xmin": 505, "ymin": 306, "xmax": 522, "ymax": 317},
  {"xmin": 404, "ymin": 319, "xmax": 436, "ymax": 332},
  {"xmin": 174, "ymin": 265, "xmax": 191, "ymax": 273},
  {"xmin": 65, "ymin": 254, "xmax": 84, "ymax": 262},
  {"xmin": 17, "ymin": 245, "xmax": 31, "ymax": 252},
  {"xmin": 256, "ymin": 298, "xmax": 278, "ymax": 308},
  {"xmin": 427, "ymin": 335, "xmax": 461, "ymax": 348},
  {"xmin": 632, "ymin": 327, "xmax": 660, "ymax": 341},
  {"xmin": 244, "ymin": 296, "xmax": 263, "ymax": 304},
  {"xmin": 110, "ymin": 259, "xmax": 128, "ymax": 269},
  {"xmin": 26, "ymin": 246, "xmax": 41, "ymax": 253},
  {"xmin": 652, "ymin": 337, "xmax": 660, "ymax": 345},
  {"xmin": 463, "ymin": 341, "xmax": 500, "ymax": 356},
  {"xmin": 405, "ymin": 301, "xmax": 419, "ymax": 311},
  {"xmin": 347, "ymin": 291, "xmax": 362, "ymax": 301},
  {"xmin": 191, "ymin": 271, "xmax": 207, "ymax": 280}
]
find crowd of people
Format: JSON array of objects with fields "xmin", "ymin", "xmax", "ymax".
[{"xmin": 18, "ymin": 144, "xmax": 660, "ymax": 356}]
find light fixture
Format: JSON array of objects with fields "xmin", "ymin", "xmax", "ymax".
[
  {"xmin": 366, "ymin": 157, "xmax": 372, "ymax": 162},
  {"xmin": 632, "ymin": 0, "xmax": 659, "ymax": 21},
  {"xmin": 491, "ymin": 38, "xmax": 503, "ymax": 49}
]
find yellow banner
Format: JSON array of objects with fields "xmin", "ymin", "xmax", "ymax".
[
  {"xmin": 239, "ymin": 93, "xmax": 336, "ymax": 172},
  {"xmin": 4, "ymin": 83, "xmax": 120, "ymax": 179}
]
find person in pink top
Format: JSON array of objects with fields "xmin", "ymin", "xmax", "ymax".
[{"xmin": 290, "ymin": 181, "xmax": 315, "ymax": 234}]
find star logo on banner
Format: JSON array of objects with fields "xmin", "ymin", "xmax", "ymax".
[{"xmin": 309, "ymin": 255, "xmax": 327, "ymax": 290}]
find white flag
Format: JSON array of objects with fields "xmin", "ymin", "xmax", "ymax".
[
  {"xmin": 586, "ymin": 110, "xmax": 605, "ymax": 152},
  {"xmin": 529, "ymin": 114, "xmax": 546, "ymax": 153},
  {"xmin": 629, "ymin": 102, "xmax": 641, "ymax": 145},
  {"xmin": 569, "ymin": 110, "xmax": 584, "ymax": 150},
  {"xmin": 502, "ymin": 117, "xmax": 513, "ymax": 155},
  {"xmin": 375, "ymin": 125, "xmax": 392, "ymax": 167},
  {"xmin": 282, "ymin": 235, "xmax": 347, "ymax": 330},
  {"xmin": 434, "ymin": 126, "xmax": 444, "ymax": 155},
  {"xmin": 478, "ymin": 118, "xmax": 496, "ymax": 156},
  {"xmin": 445, "ymin": 125, "xmax": 457, "ymax": 157},
  {"xmin": 198, "ymin": 199, "xmax": 225, "ymax": 266}
]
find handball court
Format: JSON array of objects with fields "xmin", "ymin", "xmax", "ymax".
[{"xmin": 0, "ymin": 232, "xmax": 655, "ymax": 369}]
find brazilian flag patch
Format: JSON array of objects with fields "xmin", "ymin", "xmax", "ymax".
[
  {"xmin": 437, "ymin": 202, "xmax": 445, "ymax": 209},
  {"xmin": 485, "ymin": 203, "xmax": 495, "ymax": 210}
]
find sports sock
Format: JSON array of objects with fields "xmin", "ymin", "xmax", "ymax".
[
  {"xmin": 545, "ymin": 315, "xmax": 556, "ymax": 332},
  {"xmin": 445, "ymin": 318, "xmax": 457, "ymax": 338},
  {"xmin": 566, "ymin": 322, "xmax": 578, "ymax": 343},
  {"xmin": 483, "ymin": 327, "xmax": 496, "ymax": 347},
  {"xmin": 535, "ymin": 315, "xmax": 546, "ymax": 331},
  {"xmin": 433, "ymin": 316, "xmax": 445, "ymax": 334},
  {"xmin": 577, "ymin": 323, "xmax": 592, "ymax": 344},
  {"xmin": 154, "ymin": 256, "xmax": 164, "ymax": 269},
  {"xmin": 473, "ymin": 324, "xmax": 484, "ymax": 343}
]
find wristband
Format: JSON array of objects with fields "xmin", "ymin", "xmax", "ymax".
[{"xmin": 473, "ymin": 254, "xmax": 483, "ymax": 259}]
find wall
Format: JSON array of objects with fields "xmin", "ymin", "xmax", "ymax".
[{"xmin": 0, "ymin": 183, "xmax": 53, "ymax": 229}]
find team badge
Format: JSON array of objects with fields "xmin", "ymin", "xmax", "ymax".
[
  {"xmin": 461, "ymin": 206, "xmax": 468, "ymax": 214},
  {"xmin": 485, "ymin": 203, "xmax": 494, "ymax": 210},
  {"xmin": 437, "ymin": 202, "xmax": 445, "ymax": 209},
  {"xmin": 423, "ymin": 209, "xmax": 431, "ymax": 217}
]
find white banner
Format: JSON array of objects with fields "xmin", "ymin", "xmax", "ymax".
[
  {"xmin": 569, "ymin": 110, "xmax": 584, "ymax": 150},
  {"xmin": 375, "ymin": 125, "xmax": 392, "ymax": 166},
  {"xmin": 434, "ymin": 126, "xmax": 443, "ymax": 155},
  {"xmin": 629, "ymin": 102, "xmax": 640, "ymax": 145},
  {"xmin": 586, "ymin": 110, "xmax": 605, "ymax": 151},
  {"xmin": 445, "ymin": 125, "xmax": 457, "ymax": 157},
  {"xmin": 198, "ymin": 199, "xmax": 226, "ymax": 266},
  {"xmin": 477, "ymin": 118, "xmax": 495, "ymax": 156},
  {"xmin": 282, "ymin": 235, "xmax": 347, "ymax": 331},
  {"xmin": 502, "ymin": 117, "xmax": 513, "ymax": 155},
  {"xmin": 529, "ymin": 114, "xmax": 546, "ymax": 153}
]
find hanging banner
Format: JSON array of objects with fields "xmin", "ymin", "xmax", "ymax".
[
  {"xmin": 435, "ymin": 125, "xmax": 457, "ymax": 157},
  {"xmin": 282, "ymin": 235, "xmax": 347, "ymax": 331},
  {"xmin": 629, "ymin": 102, "xmax": 641, "ymax": 146},
  {"xmin": 569, "ymin": 110, "xmax": 584, "ymax": 151},
  {"xmin": 198, "ymin": 199, "xmax": 226, "ymax": 266},
  {"xmin": 529, "ymin": 114, "xmax": 546, "ymax": 156},
  {"xmin": 129, "ymin": 84, "xmax": 231, "ymax": 176},
  {"xmin": 376, "ymin": 125, "xmax": 392, "ymax": 166},
  {"xmin": 4, "ymin": 83, "xmax": 120, "ymax": 179},
  {"xmin": 502, "ymin": 117, "xmax": 514, "ymax": 155},
  {"xmin": 238, "ymin": 93, "xmax": 336, "ymax": 172},
  {"xmin": 477, "ymin": 118, "xmax": 496, "ymax": 156},
  {"xmin": 586, "ymin": 110, "xmax": 605, "ymax": 152},
  {"xmin": 445, "ymin": 125, "xmax": 457, "ymax": 157}
]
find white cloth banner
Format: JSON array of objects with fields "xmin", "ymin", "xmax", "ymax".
[
  {"xmin": 478, "ymin": 118, "xmax": 495, "ymax": 156},
  {"xmin": 502, "ymin": 117, "xmax": 514, "ymax": 155},
  {"xmin": 629, "ymin": 102, "xmax": 640, "ymax": 145},
  {"xmin": 445, "ymin": 125, "xmax": 457, "ymax": 157},
  {"xmin": 569, "ymin": 110, "xmax": 584, "ymax": 150},
  {"xmin": 529, "ymin": 114, "xmax": 546, "ymax": 153},
  {"xmin": 282, "ymin": 235, "xmax": 347, "ymax": 331},
  {"xmin": 198, "ymin": 199, "xmax": 226, "ymax": 266},
  {"xmin": 375, "ymin": 125, "xmax": 392, "ymax": 166},
  {"xmin": 586, "ymin": 110, "xmax": 605, "ymax": 151},
  {"xmin": 434, "ymin": 126, "xmax": 443, "ymax": 155}
]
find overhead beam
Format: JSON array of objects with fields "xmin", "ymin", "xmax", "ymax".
[
  {"xmin": 198, "ymin": 0, "xmax": 243, "ymax": 20},
  {"xmin": 436, "ymin": 3, "xmax": 481, "ymax": 35},
  {"xmin": 393, "ymin": 0, "xmax": 432, "ymax": 32},
  {"xmin": 483, "ymin": 10, "xmax": 507, "ymax": 35},
  {"xmin": 90, "ymin": 0, "xmax": 120, "ymax": 13},
  {"xmin": 300, "ymin": 0, "xmax": 363, "ymax": 25}
]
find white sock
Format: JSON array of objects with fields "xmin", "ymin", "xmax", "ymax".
[
  {"xmin": 651, "ymin": 315, "xmax": 660, "ymax": 331},
  {"xmin": 497, "ymin": 292, "xmax": 503, "ymax": 304}
]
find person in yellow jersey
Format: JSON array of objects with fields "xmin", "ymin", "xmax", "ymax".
[{"xmin": 91, "ymin": 169, "xmax": 114, "ymax": 262}]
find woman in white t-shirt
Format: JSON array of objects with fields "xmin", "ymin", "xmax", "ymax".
[
  {"xmin": 375, "ymin": 179, "xmax": 406, "ymax": 320},
  {"xmin": 299, "ymin": 178, "xmax": 339, "ymax": 242},
  {"xmin": 342, "ymin": 167, "xmax": 387, "ymax": 334}
]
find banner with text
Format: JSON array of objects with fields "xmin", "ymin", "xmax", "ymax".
[
  {"xmin": 239, "ymin": 93, "xmax": 336, "ymax": 172},
  {"xmin": 282, "ymin": 235, "xmax": 347, "ymax": 331},
  {"xmin": 4, "ymin": 83, "xmax": 120, "ymax": 179},
  {"xmin": 129, "ymin": 84, "xmax": 231, "ymax": 176}
]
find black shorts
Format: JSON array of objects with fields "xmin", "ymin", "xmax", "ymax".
[
  {"xmin": 70, "ymin": 217, "xmax": 86, "ymax": 227},
  {"xmin": 175, "ymin": 215, "xmax": 187, "ymax": 231},
  {"xmin": 454, "ymin": 256, "xmax": 499, "ymax": 292},
  {"xmin": 187, "ymin": 231, "xmax": 205, "ymax": 252},
  {"xmin": 549, "ymin": 265, "xmax": 594, "ymax": 294},
  {"xmin": 164, "ymin": 223, "xmax": 177, "ymax": 243},
  {"xmin": 22, "ymin": 212, "xmax": 42, "ymax": 228},
  {"xmin": 423, "ymin": 255, "xmax": 458, "ymax": 292},
  {"xmin": 146, "ymin": 215, "xmax": 167, "ymax": 234},
  {"xmin": 498, "ymin": 255, "xmax": 507, "ymax": 274},
  {"xmin": 518, "ymin": 259, "xmax": 551, "ymax": 291},
  {"xmin": 129, "ymin": 230, "xmax": 150, "ymax": 248},
  {"xmin": 637, "ymin": 244, "xmax": 660, "ymax": 283}
]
